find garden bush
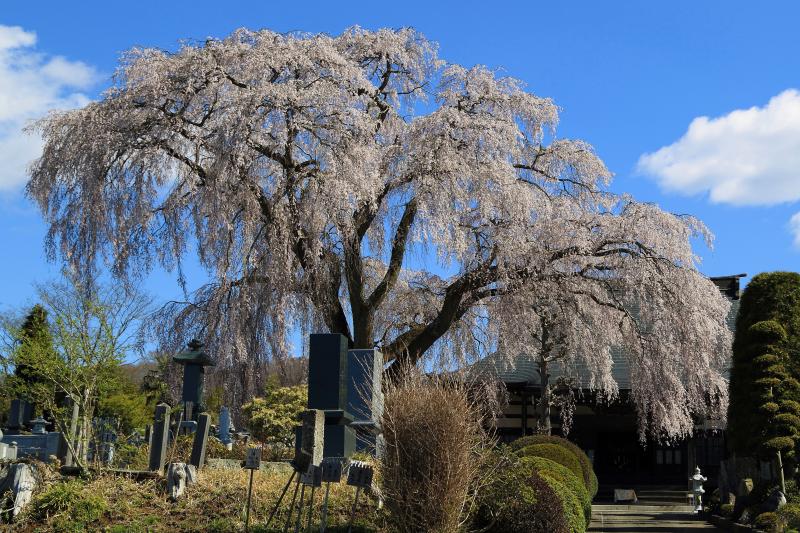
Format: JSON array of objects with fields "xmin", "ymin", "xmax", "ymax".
[
  {"xmin": 509, "ymin": 434, "xmax": 597, "ymax": 497},
  {"xmin": 380, "ymin": 370, "xmax": 489, "ymax": 533},
  {"xmin": 516, "ymin": 444, "xmax": 585, "ymax": 488},
  {"xmin": 754, "ymin": 511, "xmax": 780, "ymax": 532},
  {"xmin": 521, "ymin": 456, "xmax": 591, "ymax": 526},
  {"xmin": 535, "ymin": 468, "xmax": 587, "ymax": 533},
  {"xmin": 472, "ymin": 450, "xmax": 569, "ymax": 533},
  {"xmin": 778, "ymin": 503, "xmax": 800, "ymax": 531},
  {"xmin": 29, "ymin": 479, "xmax": 108, "ymax": 530}
]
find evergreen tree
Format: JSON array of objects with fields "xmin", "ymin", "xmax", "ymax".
[
  {"xmin": 728, "ymin": 273, "xmax": 800, "ymax": 463},
  {"xmin": 8, "ymin": 304, "xmax": 58, "ymax": 410}
]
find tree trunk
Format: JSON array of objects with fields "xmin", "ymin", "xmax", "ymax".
[
  {"xmin": 65, "ymin": 400, "xmax": 80, "ymax": 467},
  {"xmin": 537, "ymin": 359, "xmax": 551, "ymax": 435},
  {"xmin": 80, "ymin": 388, "xmax": 92, "ymax": 464}
]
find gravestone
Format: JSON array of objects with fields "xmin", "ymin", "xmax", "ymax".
[
  {"xmin": 89, "ymin": 418, "xmax": 118, "ymax": 465},
  {"xmin": 347, "ymin": 348, "xmax": 383, "ymax": 452},
  {"xmin": 308, "ymin": 334, "xmax": 355, "ymax": 458},
  {"xmin": 6, "ymin": 399, "xmax": 33, "ymax": 434},
  {"xmin": 0, "ymin": 463, "xmax": 37, "ymax": 518},
  {"xmin": 189, "ymin": 412, "xmax": 211, "ymax": 469},
  {"xmin": 149, "ymin": 403, "xmax": 171, "ymax": 472},
  {"xmin": 219, "ymin": 407, "xmax": 232, "ymax": 450},
  {"xmin": 173, "ymin": 340, "xmax": 215, "ymax": 422}
]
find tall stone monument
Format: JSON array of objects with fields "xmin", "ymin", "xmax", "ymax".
[
  {"xmin": 173, "ymin": 340, "xmax": 215, "ymax": 422},
  {"xmin": 308, "ymin": 334, "xmax": 355, "ymax": 458},
  {"xmin": 347, "ymin": 348, "xmax": 383, "ymax": 452}
]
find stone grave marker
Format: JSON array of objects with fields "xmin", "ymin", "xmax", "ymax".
[
  {"xmin": 218, "ymin": 406, "xmax": 232, "ymax": 450},
  {"xmin": 189, "ymin": 412, "xmax": 211, "ymax": 469},
  {"xmin": 148, "ymin": 403, "xmax": 171, "ymax": 472}
]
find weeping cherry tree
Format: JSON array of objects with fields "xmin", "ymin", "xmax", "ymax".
[{"xmin": 27, "ymin": 27, "xmax": 731, "ymax": 438}]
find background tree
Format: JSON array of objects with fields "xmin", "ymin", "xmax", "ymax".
[
  {"xmin": 3, "ymin": 304, "xmax": 60, "ymax": 416},
  {"xmin": 96, "ymin": 364, "xmax": 155, "ymax": 435},
  {"xmin": 728, "ymin": 272, "xmax": 800, "ymax": 469},
  {"xmin": 28, "ymin": 27, "xmax": 732, "ymax": 439},
  {"xmin": 0, "ymin": 276, "xmax": 151, "ymax": 468}
]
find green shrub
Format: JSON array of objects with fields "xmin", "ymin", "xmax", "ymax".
[
  {"xmin": 754, "ymin": 511, "xmax": 780, "ymax": 532},
  {"xmin": 779, "ymin": 503, "xmax": 800, "ymax": 530},
  {"xmin": 242, "ymin": 383, "xmax": 307, "ymax": 449},
  {"xmin": 509, "ymin": 435, "xmax": 597, "ymax": 497},
  {"xmin": 720, "ymin": 503, "xmax": 734, "ymax": 517},
  {"xmin": 472, "ymin": 450, "xmax": 569, "ymax": 533},
  {"xmin": 536, "ymin": 468, "xmax": 586, "ymax": 533},
  {"xmin": 29, "ymin": 480, "xmax": 108, "ymax": 528},
  {"xmin": 517, "ymin": 444, "xmax": 585, "ymax": 486},
  {"xmin": 521, "ymin": 456, "xmax": 591, "ymax": 526}
]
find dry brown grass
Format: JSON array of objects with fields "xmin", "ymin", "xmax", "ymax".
[
  {"xmin": 13, "ymin": 465, "xmax": 383, "ymax": 532},
  {"xmin": 379, "ymin": 369, "xmax": 493, "ymax": 533}
]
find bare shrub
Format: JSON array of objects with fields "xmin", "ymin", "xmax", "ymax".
[{"xmin": 379, "ymin": 368, "xmax": 493, "ymax": 532}]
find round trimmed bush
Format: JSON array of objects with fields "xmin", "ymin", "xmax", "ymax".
[
  {"xmin": 473, "ymin": 454, "xmax": 570, "ymax": 533},
  {"xmin": 517, "ymin": 444, "xmax": 584, "ymax": 484},
  {"xmin": 536, "ymin": 468, "xmax": 587, "ymax": 533},
  {"xmin": 521, "ymin": 456, "xmax": 591, "ymax": 526},
  {"xmin": 509, "ymin": 435, "xmax": 597, "ymax": 497}
]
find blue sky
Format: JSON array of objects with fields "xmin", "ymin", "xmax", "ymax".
[{"xmin": 1, "ymin": 0, "xmax": 799, "ymax": 316}]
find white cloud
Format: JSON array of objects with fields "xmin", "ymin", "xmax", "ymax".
[
  {"xmin": 791, "ymin": 212, "xmax": 800, "ymax": 249},
  {"xmin": 637, "ymin": 89, "xmax": 800, "ymax": 206},
  {"xmin": 0, "ymin": 25, "xmax": 98, "ymax": 192}
]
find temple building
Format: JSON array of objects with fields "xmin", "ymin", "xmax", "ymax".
[{"xmin": 473, "ymin": 274, "xmax": 743, "ymax": 491}]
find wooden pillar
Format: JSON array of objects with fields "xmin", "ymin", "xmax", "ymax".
[{"xmin": 521, "ymin": 392, "xmax": 529, "ymax": 437}]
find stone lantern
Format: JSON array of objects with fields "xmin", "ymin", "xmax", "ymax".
[
  {"xmin": 689, "ymin": 466, "xmax": 707, "ymax": 513},
  {"xmin": 173, "ymin": 339, "xmax": 215, "ymax": 422}
]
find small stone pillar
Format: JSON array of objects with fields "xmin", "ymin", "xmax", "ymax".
[
  {"xmin": 295, "ymin": 409, "xmax": 324, "ymax": 473},
  {"xmin": 149, "ymin": 403, "xmax": 171, "ymax": 472},
  {"xmin": 189, "ymin": 413, "xmax": 211, "ymax": 469}
]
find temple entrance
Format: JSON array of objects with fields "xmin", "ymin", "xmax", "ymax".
[{"xmin": 589, "ymin": 430, "xmax": 688, "ymax": 486}]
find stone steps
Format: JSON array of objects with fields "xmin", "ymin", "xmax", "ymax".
[{"xmin": 592, "ymin": 503, "xmax": 696, "ymax": 513}]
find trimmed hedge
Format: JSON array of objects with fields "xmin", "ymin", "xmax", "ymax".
[
  {"xmin": 473, "ymin": 453, "xmax": 570, "ymax": 533},
  {"xmin": 521, "ymin": 456, "xmax": 591, "ymax": 526},
  {"xmin": 509, "ymin": 434, "xmax": 598, "ymax": 497},
  {"xmin": 517, "ymin": 444, "xmax": 584, "ymax": 486},
  {"xmin": 535, "ymin": 468, "xmax": 587, "ymax": 533}
]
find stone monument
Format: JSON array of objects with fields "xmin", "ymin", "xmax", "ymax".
[
  {"xmin": 346, "ymin": 348, "xmax": 383, "ymax": 452},
  {"xmin": 308, "ymin": 334, "xmax": 355, "ymax": 458}
]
